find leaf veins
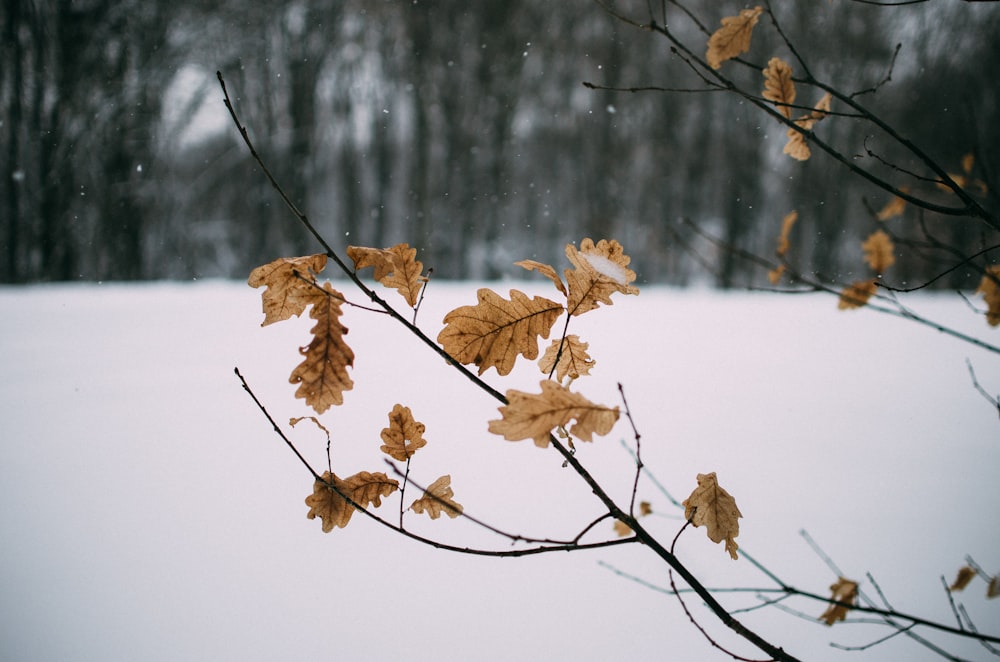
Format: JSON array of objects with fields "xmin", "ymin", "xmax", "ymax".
[
  {"xmin": 682, "ymin": 472, "xmax": 742, "ymax": 560},
  {"xmin": 763, "ymin": 57, "xmax": 796, "ymax": 119},
  {"xmin": 289, "ymin": 282, "xmax": 354, "ymax": 413},
  {"xmin": 438, "ymin": 288, "xmax": 564, "ymax": 375},
  {"xmin": 248, "ymin": 254, "xmax": 328, "ymax": 326},
  {"xmin": 305, "ymin": 470, "xmax": 400, "ymax": 532},
  {"xmin": 706, "ymin": 6, "xmax": 763, "ymax": 70},
  {"xmin": 380, "ymin": 404, "xmax": 428, "ymax": 461},
  {"xmin": 539, "ymin": 335, "xmax": 595, "ymax": 382},
  {"xmin": 564, "ymin": 238, "xmax": 639, "ymax": 316},
  {"xmin": 819, "ymin": 577, "xmax": 859, "ymax": 626},
  {"xmin": 488, "ymin": 379, "xmax": 619, "ymax": 448},
  {"xmin": 410, "ymin": 475, "xmax": 464, "ymax": 519},
  {"xmin": 348, "ymin": 243, "xmax": 426, "ymax": 307}
]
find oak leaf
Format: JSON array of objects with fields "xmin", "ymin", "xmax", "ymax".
[
  {"xmin": 989, "ymin": 576, "xmax": 1000, "ymax": 599},
  {"xmin": 949, "ymin": 566, "xmax": 977, "ymax": 592},
  {"xmin": 248, "ymin": 254, "xmax": 328, "ymax": 326},
  {"xmin": 539, "ymin": 335, "xmax": 595, "ymax": 382},
  {"xmin": 289, "ymin": 282, "xmax": 354, "ymax": 413},
  {"xmin": 564, "ymin": 238, "xmax": 639, "ymax": 316},
  {"xmin": 783, "ymin": 92, "xmax": 832, "ymax": 160},
  {"xmin": 613, "ymin": 520, "xmax": 633, "ymax": 537},
  {"xmin": 763, "ymin": 57, "xmax": 796, "ymax": 119},
  {"xmin": 515, "ymin": 259, "xmax": 567, "ymax": 296},
  {"xmin": 305, "ymin": 470, "xmax": 399, "ymax": 532},
  {"xmin": 438, "ymin": 288, "xmax": 563, "ymax": 375},
  {"xmin": 837, "ymin": 279, "xmax": 877, "ymax": 310},
  {"xmin": 488, "ymin": 380, "xmax": 619, "ymax": 448},
  {"xmin": 639, "ymin": 501, "xmax": 653, "ymax": 516},
  {"xmin": 819, "ymin": 577, "xmax": 859, "ymax": 625},
  {"xmin": 767, "ymin": 264, "xmax": 786, "ymax": 285},
  {"xmin": 706, "ymin": 7, "xmax": 763, "ymax": 70},
  {"xmin": 876, "ymin": 188, "xmax": 909, "ymax": 221},
  {"xmin": 862, "ymin": 230, "xmax": 895, "ymax": 273},
  {"xmin": 976, "ymin": 266, "xmax": 1000, "ymax": 326},
  {"xmin": 348, "ymin": 243, "xmax": 426, "ymax": 307},
  {"xmin": 775, "ymin": 210, "xmax": 798, "ymax": 257},
  {"xmin": 379, "ymin": 404, "xmax": 427, "ymax": 461},
  {"xmin": 682, "ymin": 472, "xmax": 742, "ymax": 560},
  {"xmin": 410, "ymin": 475, "xmax": 463, "ymax": 519}
]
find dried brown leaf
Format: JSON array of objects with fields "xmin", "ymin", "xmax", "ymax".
[
  {"xmin": 876, "ymin": 188, "xmax": 908, "ymax": 221},
  {"xmin": 305, "ymin": 470, "xmax": 399, "ymax": 532},
  {"xmin": 949, "ymin": 566, "xmax": 977, "ymax": 592},
  {"xmin": 988, "ymin": 576, "xmax": 1000, "ymax": 599},
  {"xmin": 613, "ymin": 520, "xmax": 633, "ymax": 537},
  {"xmin": 783, "ymin": 93, "xmax": 832, "ymax": 161},
  {"xmin": 763, "ymin": 57, "xmax": 796, "ymax": 119},
  {"xmin": 488, "ymin": 380, "xmax": 619, "ymax": 448},
  {"xmin": 862, "ymin": 230, "xmax": 895, "ymax": 273},
  {"xmin": 348, "ymin": 243, "xmax": 426, "ymax": 307},
  {"xmin": 410, "ymin": 475, "xmax": 463, "ymax": 519},
  {"xmin": 775, "ymin": 210, "xmax": 798, "ymax": 257},
  {"xmin": 837, "ymin": 279, "xmax": 877, "ymax": 310},
  {"xmin": 379, "ymin": 404, "xmax": 427, "ymax": 461},
  {"xmin": 682, "ymin": 472, "xmax": 742, "ymax": 560},
  {"xmin": 515, "ymin": 259, "xmax": 567, "ymax": 296},
  {"xmin": 289, "ymin": 282, "xmax": 354, "ymax": 413},
  {"xmin": 819, "ymin": 577, "xmax": 859, "ymax": 625},
  {"xmin": 539, "ymin": 335, "xmax": 595, "ymax": 381},
  {"xmin": 248, "ymin": 254, "xmax": 328, "ymax": 326},
  {"xmin": 976, "ymin": 266, "xmax": 1000, "ymax": 327},
  {"xmin": 767, "ymin": 264, "xmax": 786, "ymax": 285},
  {"xmin": 962, "ymin": 153, "xmax": 975, "ymax": 175},
  {"xmin": 706, "ymin": 7, "xmax": 763, "ymax": 70},
  {"xmin": 438, "ymin": 288, "xmax": 564, "ymax": 375},
  {"xmin": 564, "ymin": 238, "xmax": 639, "ymax": 317},
  {"xmin": 639, "ymin": 501, "xmax": 653, "ymax": 516}
]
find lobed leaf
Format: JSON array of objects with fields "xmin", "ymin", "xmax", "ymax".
[
  {"xmin": 289, "ymin": 283, "xmax": 354, "ymax": 413},
  {"xmin": 706, "ymin": 7, "xmax": 763, "ymax": 70},
  {"xmin": 837, "ymin": 279, "xmax": 877, "ymax": 310},
  {"xmin": 539, "ymin": 335, "xmax": 595, "ymax": 382},
  {"xmin": 819, "ymin": 577, "xmax": 859, "ymax": 626},
  {"xmin": 305, "ymin": 470, "xmax": 400, "ymax": 532},
  {"xmin": 682, "ymin": 472, "xmax": 742, "ymax": 560},
  {"xmin": 410, "ymin": 475, "xmax": 463, "ymax": 519},
  {"xmin": 861, "ymin": 230, "xmax": 895, "ymax": 273},
  {"xmin": 348, "ymin": 243, "xmax": 426, "ymax": 307},
  {"xmin": 248, "ymin": 254, "xmax": 328, "ymax": 326},
  {"xmin": 488, "ymin": 379, "xmax": 619, "ymax": 448},
  {"xmin": 564, "ymin": 238, "xmax": 639, "ymax": 317},
  {"xmin": 379, "ymin": 404, "xmax": 428, "ymax": 461},
  {"xmin": 438, "ymin": 288, "xmax": 564, "ymax": 375},
  {"xmin": 763, "ymin": 57, "xmax": 796, "ymax": 119}
]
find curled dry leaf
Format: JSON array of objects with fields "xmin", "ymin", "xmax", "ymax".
[
  {"xmin": 862, "ymin": 230, "xmax": 895, "ymax": 273},
  {"xmin": 248, "ymin": 254, "xmax": 328, "ymax": 326},
  {"xmin": 613, "ymin": 520, "xmax": 633, "ymax": 537},
  {"xmin": 379, "ymin": 404, "xmax": 427, "ymax": 462},
  {"xmin": 347, "ymin": 243, "xmax": 426, "ymax": 307},
  {"xmin": 949, "ymin": 565, "xmax": 977, "ymax": 592},
  {"xmin": 410, "ymin": 474, "xmax": 463, "ymax": 519},
  {"xmin": 682, "ymin": 472, "xmax": 742, "ymax": 560},
  {"xmin": 705, "ymin": 6, "xmax": 763, "ymax": 70},
  {"xmin": 515, "ymin": 259, "xmax": 567, "ymax": 296},
  {"xmin": 564, "ymin": 238, "xmax": 639, "ymax": 316},
  {"xmin": 988, "ymin": 576, "xmax": 1000, "ymax": 599},
  {"xmin": 819, "ymin": 577, "xmax": 859, "ymax": 625},
  {"xmin": 763, "ymin": 57, "xmax": 796, "ymax": 119},
  {"xmin": 438, "ymin": 288, "xmax": 563, "ymax": 375},
  {"xmin": 539, "ymin": 335, "xmax": 595, "ymax": 382},
  {"xmin": 976, "ymin": 266, "xmax": 1000, "ymax": 327},
  {"xmin": 837, "ymin": 279, "xmax": 878, "ymax": 310},
  {"xmin": 488, "ymin": 379, "xmax": 619, "ymax": 448},
  {"xmin": 775, "ymin": 210, "xmax": 798, "ymax": 258},
  {"xmin": 639, "ymin": 501, "xmax": 653, "ymax": 516},
  {"xmin": 305, "ymin": 470, "xmax": 400, "ymax": 532},
  {"xmin": 289, "ymin": 282, "xmax": 354, "ymax": 413}
]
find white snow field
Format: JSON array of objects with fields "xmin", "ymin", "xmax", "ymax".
[{"xmin": 1, "ymin": 279, "xmax": 997, "ymax": 661}]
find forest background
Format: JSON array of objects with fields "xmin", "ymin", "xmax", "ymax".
[{"xmin": 3, "ymin": 0, "xmax": 998, "ymax": 285}]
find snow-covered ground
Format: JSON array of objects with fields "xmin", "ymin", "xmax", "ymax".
[{"xmin": 1, "ymin": 280, "xmax": 997, "ymax": 661}]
